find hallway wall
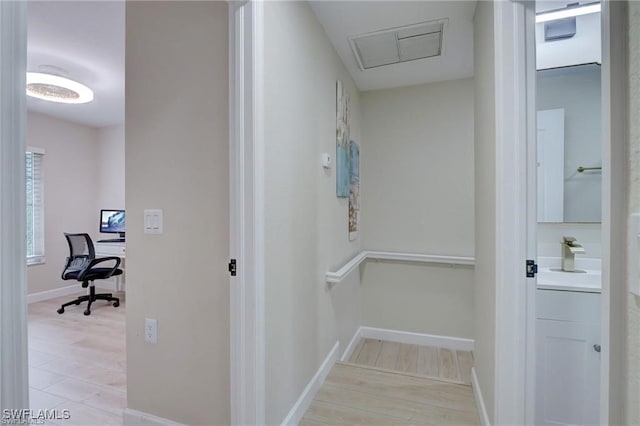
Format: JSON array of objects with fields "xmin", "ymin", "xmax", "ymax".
[
  {"xmin": 472, "ymin": 1, "xmax": 497, "ymax": 423},
  {"xmin": 125, "ymin": 2, "xmax": 229, "ymax": 423},
  {"xmin": 263, "ymin": 2, "xmax": 363, "ymax": 423},
  {"xmin": 360, "ymin": 79, "xmax": 475, "ymax": 338}
]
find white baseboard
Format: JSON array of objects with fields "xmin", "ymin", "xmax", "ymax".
[
  {"xmin": 341, "ymin": 327, "xmax": 364, "ymax": 362},
  {"xmin": 471, "ymin": 367, "xmax": 490, "ymax": 426},
  {"xmin": 123, "ymin": 408, "xmax": 184, "ymax": 425},
  {"xmin": 28, "ymin": 281, "xmax": 124, "ymax": 304},
  {"xmin": 281, "ymin": 341, "xmax": 340, "ymax": 426},
  {"xmin": 94, "ymin": 279, "xmax": 126, "ymax": 293},
  {"xmin": 358, "ymin": 326, "xmax": 475, "ymax": 352},
  {"xmin": 27, "ymin": 285, "xmax": 80, "ymax": 304}
]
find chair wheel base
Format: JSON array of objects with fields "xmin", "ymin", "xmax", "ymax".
[
  {"xmin": 113, "ymin": 301, "xmax": 120, "ymax": 308},
  {"xmin": 57, "ymin": 308, "xmax": 64, "ymax": 314},
  {"xmin": 84, "ymin": 309, "xmax": 91, "ymax": 316}
]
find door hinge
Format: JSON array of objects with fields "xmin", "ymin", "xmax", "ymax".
[
  {"xmin": 526, "ymin": 259, "xmax": 538, "ymax": 278},
  {"xmin": 228, "ymin": 259, "xmax": 237, "ymax": 277}
]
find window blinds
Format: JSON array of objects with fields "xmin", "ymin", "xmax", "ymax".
[{"xmin": 26, "ymin": 150, "xmax": 44, "ymax": 264}]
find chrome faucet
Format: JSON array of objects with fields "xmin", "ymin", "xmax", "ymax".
[{"xmin": 561, "ymin": 236, "xmax": 585, "ymax": 272}]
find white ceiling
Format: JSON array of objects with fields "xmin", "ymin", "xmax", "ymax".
[
  {"xmin": 309, "ymin": 1, "xmax": 477, "ymax": 92},
  {"xmin": 27, "ymin": 1, "xmax": 124, "ymax": 128},
  {"xmin": 25, "ymin": 1, "xmax": 475, "ymax": 127}
]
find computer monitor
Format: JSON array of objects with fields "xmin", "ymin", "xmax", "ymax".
[{"xmin": 100, "ymin": 209, "xmax": 125, "ymax": 238}]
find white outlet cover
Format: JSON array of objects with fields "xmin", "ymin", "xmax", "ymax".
[{"xmin": 145, "ymin": 318, "xmax": 157, "ymax": 344}]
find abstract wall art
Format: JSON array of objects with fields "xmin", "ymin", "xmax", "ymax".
[
  {"xmin": 348, "ymin": 140, "xmax": 360, "ymax": 241},
  {"xmin": 336, "ymin": 80, "xmax": 350, "ymax": 198}
]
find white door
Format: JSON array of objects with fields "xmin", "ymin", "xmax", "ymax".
[
  {"xmin": 537, "ymin": 109, "xmax": 565, "ymax": 223},
  {"xmin": 535, "ymin": 319, "xmax": 601, "ymax": 425}
]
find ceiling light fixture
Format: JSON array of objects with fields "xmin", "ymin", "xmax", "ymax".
[
  {"xmin": 26, "ymin": 72, "xmax": 94, "ymax": 104},
  {"xmin": 535, "ymin": 2, "xmax": 601, "ymax": 24}
]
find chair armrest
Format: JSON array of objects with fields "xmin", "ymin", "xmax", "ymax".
[{"xmin": 77, "ymin": 256, "xmax": 122, "ymax": 280}]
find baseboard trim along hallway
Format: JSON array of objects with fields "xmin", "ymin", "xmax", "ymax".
[
  {"xmin": 123, "ymin": 408, "xmax": 185, "ymax": 425},
  {"xmin": 281, "ymin": 341, "xmax": 340, "ymax": 426},
  {"xmin": 471, "ymin": 367, "xmax": 491, "ymax": 426},
  {"xmin": 282, "ymin": 327, "xmax": 479, "ymax": 425}
]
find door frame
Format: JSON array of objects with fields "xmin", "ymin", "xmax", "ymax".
[
  {"xmin": 0, "ymin": 0, "xmax": 29, "ymax": 410},
  {"xmin": 523, "ymin": 1, "xmax": 538, "ymax": 423},
  {"xmin": 493, "ymin": 1, "xmax": 529, "ymax": 423},
  {"xmin": 599, "ymin": 1, "xmax": 627, "ymax": 424},
  {"xmin": 229, "ymin": 1, "xmax": 266, "ymax": 424}
]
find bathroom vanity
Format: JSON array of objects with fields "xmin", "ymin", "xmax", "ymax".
[{"xmin": 535, "ymin": 257, "xmax": 601, "ymax": 426}]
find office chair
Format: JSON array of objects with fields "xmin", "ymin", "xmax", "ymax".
[{"xmin": 58, "ymin": 233, "xmax": 122, "ymax": 316}]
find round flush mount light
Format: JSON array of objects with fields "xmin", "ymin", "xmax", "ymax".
[{"xmin": 26, "ymin": 72, "xmax": 94, "ymax": 104}]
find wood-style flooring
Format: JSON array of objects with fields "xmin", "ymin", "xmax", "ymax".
[
  {"xmin": 29, "ymin": 297, "xmax": 479, "ymax": 426},
  {"xmin": 349, "ymin": 338, "xmax": 474, "ymax": 385},
  {"xmin": 301, "ymin": 339, "xmax": 479, "ymax": 425},
  {"xmin": 28, "ymin": 292, "xmax": 126, "ymax": 425}
]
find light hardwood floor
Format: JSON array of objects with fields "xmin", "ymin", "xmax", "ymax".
[
  {"xmin": 349, "ymin": 338, "xmax": 474, "ymax": 385},
  {"xmin": 300, "ymin": 339, "xmax": 479, "ymax": 425},
  {"xmin": 28, "ymin": 292, "xmax": 126, "ymax": 425}
]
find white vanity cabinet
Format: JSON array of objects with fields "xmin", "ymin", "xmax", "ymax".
[{"xmin": 535, "ymin": 289, "xmax": 600, "ymax": 426}]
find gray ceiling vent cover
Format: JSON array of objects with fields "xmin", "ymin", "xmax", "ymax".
[{"xmin": 349, "ymin": 19, "xmax": 447, "ymax": 71}]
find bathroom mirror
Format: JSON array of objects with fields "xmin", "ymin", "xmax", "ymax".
[
  {"xmin": 535, "ymin": 0, "xmax": 602, "ymax": 223},
  {"xmin": 536, "ymin": 63, "xmax": 601, "ymax": 223}
]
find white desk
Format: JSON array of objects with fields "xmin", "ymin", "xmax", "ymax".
[{"xmin": 94, "ymin": 242, "xmax": 126, "ymax": 292}]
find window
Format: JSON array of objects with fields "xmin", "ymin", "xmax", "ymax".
[{"xmin": 26, "ymin": 148, "xmax": 44, "ymax": 265}]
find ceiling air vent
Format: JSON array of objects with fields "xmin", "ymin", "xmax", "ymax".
[{"xmin": 349, "ymin": 19, "xmax": 447, "ymax": 71}]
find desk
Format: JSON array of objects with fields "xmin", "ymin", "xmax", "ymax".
[{"xmin": 94, "ymin": 242, "xmax": 126, "ymax": 292}]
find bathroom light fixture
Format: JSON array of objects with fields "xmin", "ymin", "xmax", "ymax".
[
  {"xmin": 26, "ymin": 72, "xmax": 94, "ymax": 104},
  {"xmin": 535, "ymin": 2, "xmax": 601, "ymax": 24}
]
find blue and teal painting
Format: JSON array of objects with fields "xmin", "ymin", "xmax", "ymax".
[
  {"xmin": 336, "ymin": 144, "xmax": 350, "ymax": 197},
  {"xmin": 349, "ymin": 140, "xmax": 359, "ymax": 182}
]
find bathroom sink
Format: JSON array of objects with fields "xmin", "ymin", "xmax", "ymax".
[{"xmin": 536, "ymin": 257, "xmax": 601, "ymax": 293}]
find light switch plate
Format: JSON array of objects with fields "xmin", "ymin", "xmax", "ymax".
[
  {"xmin": 321, "ymin": 153, "xmax": 332, "ymax": 169},
  {"xmin": 144, "ymin": 209, "xmax": 163, "ymax": 235}
]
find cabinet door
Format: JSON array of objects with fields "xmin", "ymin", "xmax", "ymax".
[{"xmin": 535, "ymin": 319, "xmax": 600, "ymax": 426}]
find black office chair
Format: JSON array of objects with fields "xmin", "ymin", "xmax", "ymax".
[{"xmin": 58, "ymin": 233, "xmax": 122, "ymax": 316}]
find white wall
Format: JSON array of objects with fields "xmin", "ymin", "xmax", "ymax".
[
  {"xmin": 360, "ymin": 79, "xmax": 475, "ymax": 338},
  {"xmin": 263, "ymin": 2, "xmax": 362, "ymax": 423},
  {"xmin": 125, "ymin": 2, "xmax": 229, "ymax": 424},
  {"xmin": 96, "ymin": 124, "xmax": 125, "ymax": 220},
  {"xmin": 473, "ymin": 1, "xmax": 497, "ymax": 423},
  {"xmin": 361, "ymin": 262, "xmax": 474, "ymax": 337},
  {"xmin": 26, "ymin": 112, "xmax": 100, "ymax": 295},
  {"xmin": 537, "ymin": 64, "xmax": 602, "ymax": 223},
  {"xmin": 627, "ymin": 3, "xmax": 640, "ymax": 424}
]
